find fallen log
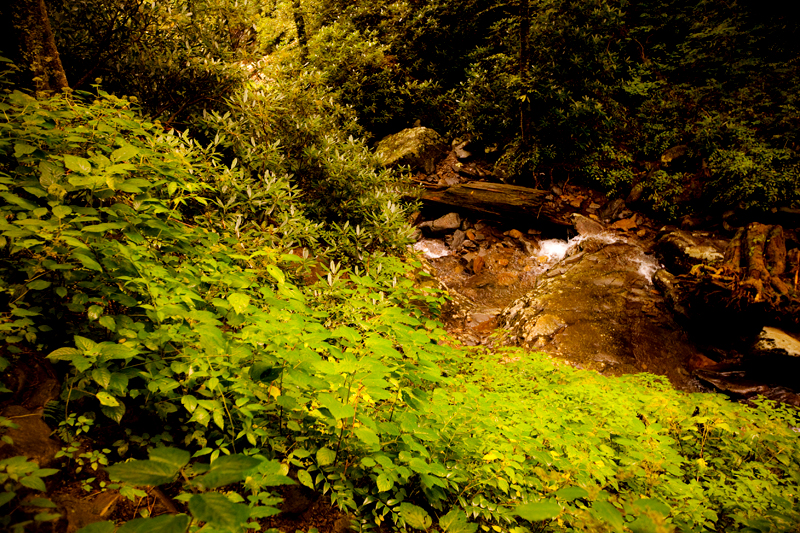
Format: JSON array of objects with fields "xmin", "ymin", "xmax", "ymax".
[{"xmin": 418, "ymin": 182, "xmax": 570, "ymax": 228}]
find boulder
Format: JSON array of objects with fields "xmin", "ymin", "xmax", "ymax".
[
  {"xmin": 375, "ymin": 127, "xmax": 448, "ymax": 174},
  {"xmin": 498, "ymin": 240, "xmax": 702, "ymax": 390},
  {"xmin": 754, "ymin": 327, "xmax": 800, "ymax": 357},
  {"xmin": 656, "ymin": 229, "xmax": 726, "ymax": 274},
  {"xmin": 0, "ymin": 405, "xmax": 61, "ymax": 467}
]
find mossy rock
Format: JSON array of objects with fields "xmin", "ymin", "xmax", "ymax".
[{"xmin": 375, "ymin": 127, "xmax": 447, "ymax": 174}]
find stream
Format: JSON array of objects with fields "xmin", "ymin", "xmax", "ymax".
[{"xmin": 412, "ymin": 193, "xmax": 800, "ymax": 404}]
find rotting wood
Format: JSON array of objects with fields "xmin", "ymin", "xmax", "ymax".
[{"xmin": 418, "ymin": 182, "xmax": 570, "ymax": 227}]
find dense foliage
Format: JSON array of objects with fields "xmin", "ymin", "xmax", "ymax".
[
  {"xmin": 299, "ymin": 0, "xmax": 800, "ymax": 220},
  {"xmin": 2, "ymin": 1, "xmax": 800, "ymax": 532}
]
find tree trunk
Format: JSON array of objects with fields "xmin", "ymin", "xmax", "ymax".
[
  {"xmin": 292, "ymin": 0, "xmax": 308, "ymax": 61},
  {"xmin": 419, "ymin": 182, "xmax": 569, "ymax": 228},
  {"xmin": 9, "ymin": 0, "xmax": 69, "ymax": 93},
  {"xmin": 518, "ymin": 0, "xmax": 531, "ymax": 144}
]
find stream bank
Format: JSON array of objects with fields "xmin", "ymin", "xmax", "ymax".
[{"xmin": 400, "ymin": 133, "xmax": 800, "ymax": 405}]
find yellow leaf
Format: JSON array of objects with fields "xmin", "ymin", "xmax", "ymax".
[{"xmin": 268, "ymin": 385, "xmax": 281, "ymax": 398}]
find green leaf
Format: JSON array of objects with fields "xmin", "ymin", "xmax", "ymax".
[
  {"xmin": 88, "ymin": 305, "xmax": 104, "ymax": 320},
  {"xmin": 149, "ymin": 447, "xmax": 191, "ymax": 469},
  {"xmin": 106, "ymin": 461, "xmax": 178, "ymax": 485},
  {"xmin": 332, "ymin": 326, "xmax": 360, "ymax": 342},
  {"xmin": 398, "ymin": 502, "xmax": 432, "ymax": 530},
  {"xmin": 515, "ymin": 501, "xmax": 561, "ymax": 522},
  {"xmin": 100, "ymin": 402, "xmax": 126, "ymax": 423},
  {"xmin": 227, "ymin": 293, "xmax": 250, "ymax": 314},
  {"xmin": 189, "ymin": 493, "xmax": 250, "ymax": 531},
  {"xmin": 632, "ymin": 498, "xmax": 670, "ymax": 517},
  {"xmin": 20, "ymin": 475, "xmax": 47, "ymax": 491},
  {"xmin": 64, "ymin": 155, "xmax": 92, "ymax": 174},
  {"xmin": 439, "ymin": 509, "xmax": 478, "ymax": 533},
  {"xmin": 47, "ymin": 347, "xmax": 81, "ymax": 360},
  {"xmin": 28, "ymin": 497, "xmax": 57, "ymax": 508},
  {"xmin": 117, "ymin": 514, "xmax": 191, "ymax": 533},
  {"xmin": 92, "ymin": 368, "xmax": 112, "ymax": 389},
  {"xmin": 76, "ymin": 521, "xmax": 116, "ymax": 533},
  {"xmin": 354, "ymin": 427, "xmax": 380, "ymax": 448},
  {"xmin": 376, "ymin": 473, "xmax": 393, "ymax": 492},
  {"xmin": 111, "ymin": 145, "xmax": 139, "ymax": 162},
  {"xmin": 99, "ymin": 315, "xmax": 116, "ymax": 331},
  {"xmin": 0, "ymin": 491, "xmax": 16, "ymax": 507},
  {"xmin": 555, "ymin": 486, "xmax": 589, "ymax": 501},
  {"xmin": 0, "ymin": 192, "xmax": 37, "ymax": 210},
  {"xmin": 297, "ymin": 469, "xmax": 314, "ymax": 489},
  {"xmin": 73, "ymin": 253, "xmax": 103, "ymax": 271},
  {"xmin": 193, "ymin": 455, "xmax": 262, "ymax": 489},
  {"xmin": 590, "ymin": 501, "xmax": 624, "ymax": 532},
  {"xmin": 52, "ymin": 205, "xmax": 72, "ymax": 219},
  {"xmin": 629, "ymin": 516, "xmax": 659, "ymax": 533},
  {"xmin": 34, "ymin": 512, "xmax": 61, "ymax": 522},
  {"xmin": 74, "ymin": 336, "xmax": 97, "ymax": 352},
  {"xmin": 408, "ymin": 458, "xmax": 430, "ymax": 474},
  {"xmin": 249, "ymin": 363, "xmax": 281, "ymax": 383},
  {"xmin": 106, "ymin": 448, "xmax": 189, "ymax": 486},
  {"xmin": 317, "ymin": 392, "xmax": 354, "ymax": 420},
  {"xmin": 14, "ymin": 143, "xmax": 37, "ymax": 158},
  {"xmin": 316, "ymin": 447, "xmax": 336, "ymax": 466},
  {"xmin": 28, "ymin": 279, "xmax": 51, "ymax": 290},
  {"xmin": 266, "ymin": 264, "xmax": 285, "ymax": 284},
  {"xmin": 96, "ymin": 391, "xmax": 119, "ymax": 407},
  {"xmin": 82, "ymin": 223, "xmax": 125, "ymax": 233}
]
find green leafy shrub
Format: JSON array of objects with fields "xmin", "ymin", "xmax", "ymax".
[
  {"xmin": 196, "ymin": 58, "xmax": 416, "ymax": 262},
  {"xmin": 49, "ymin": 0, "xmax": 265, "ymax": 126}
]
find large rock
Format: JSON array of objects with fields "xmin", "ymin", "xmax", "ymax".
[
  {"xmin": 754, "ymin": 327, "xmax": 800, "ymax": 357},
  {"xmin": 0, "ymin": 405, "xmax": 61, "ymax": 467},
  {"xmin": 375, "ymin": 127, "xmax": 448, "ymax": 174},
  {"xmin": 656, "ymin": 229, "xmax": 726, "ymax": 275},
  {"xmin": 498, "ymin": 239, "xmax": 703, "ymax": 390}
]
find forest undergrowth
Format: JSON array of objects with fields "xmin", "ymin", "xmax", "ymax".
[{"xmin": 0, "ymin": 64, "xmax": 799, "ymax": 533}]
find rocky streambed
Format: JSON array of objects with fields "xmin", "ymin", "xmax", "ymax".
[
  {"xmin": 390, "ymin": 130, "xmax": 800, "ymax": 405},
  {"xmin": 414, "ymin": 201, "xmax": 800, "ymax": 406}
]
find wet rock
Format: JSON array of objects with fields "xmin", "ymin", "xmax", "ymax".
[
  {"xmin": 652, "ymin": 269, "xmax": 690, "ymax": 320},
  {"xmin": 611, "ymin": 217, "xmax": 638, "ymax": 232},
  {"xmin": 599, "ymin": 198, "xmax": 626, "ymax": 222},
  {"xmin": 572, "ymin": 214, "xmax": 605, "ymax": 236},
  {"xmin": 656, "ymin": 230, "xmax": 725, "ymax": 274},
  {"xmin": 498, "ymin": 241, "xmax": 701, "ymax": 390},
  {"xmin": 472, "ymin": 255, "xmax": 485, "ymax": 274},
  {"xmin": 450, "ymin": 229, "xmax": 466, "ymax": 250},
  {"xmin": 419, "ymin": 212, "xmax": 461, "ymax": 233},
  {"xmin": 754, "ymin": 327, "xmax": 800, "ymax": 357},
  {"xmin": 507, "ymin": 228, "xmax": 524, "ymax": 239},
  {"xmin": 375, "ymin": 127, "xmax": 448, "ymax": 174},
  {"xmin": 454, "ymin": 141, "xmax": 472, "ymax": 160}
]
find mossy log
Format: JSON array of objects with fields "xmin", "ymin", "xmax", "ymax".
[{"xmin": 419, "ymin": 182, "xmax": 569, "ymax": 228}]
